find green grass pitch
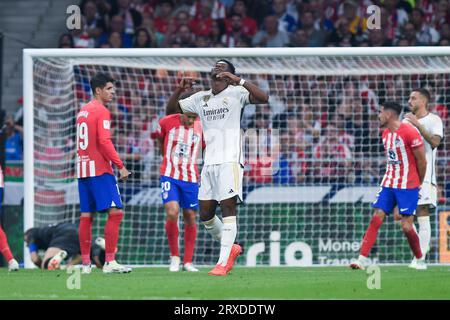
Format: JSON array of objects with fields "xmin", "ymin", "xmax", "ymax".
[{"xmin": 0, "ymin": 266, "xmax": 449, "ymax": 300}]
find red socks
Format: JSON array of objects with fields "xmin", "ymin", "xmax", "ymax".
[
  {"xmin": 79, "ymin": 216, "xmax": 93, "ymax": 265},
  {"xmin": 405, "ymin": 228, "xmax": 423, "ymax": 259},
  {"xmin": 183, "ymin": 224, "xmax": 197, "ymax": 264},
  {"xmin": 360, "ymin": 215, "xmax": 383, "ymax": 257},
  {"xmin": 0, "ymin": 226, "xmax": 14, "ymax": 262},
  {"xmin": 165, "ymin": 219, "xmax": 179, "ymax": 257},
  {"xmin": 105, "ymin": 211, "xmax": 124, "ymax": 262}
]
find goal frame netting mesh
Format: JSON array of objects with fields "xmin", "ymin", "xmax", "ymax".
[{"xmin": 23, "ymin": 47, "xmax": 450, "ymax": 268}]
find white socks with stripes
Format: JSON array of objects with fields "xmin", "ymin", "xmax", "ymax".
[
  {"xmin": 217, "ymin": 216, "xmax": 237, "ymax": 267},
  {"xmin": 417, "ymin": 216, "xmax": 431, "ymax": 255},
  {"xmin": 202, "ymin": 215, "xmax": 223, "ymax": 241}
]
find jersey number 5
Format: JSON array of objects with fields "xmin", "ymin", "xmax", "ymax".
[{"xmin": 77, "ymin": 122, "xmax": 89, "ymax": 150}]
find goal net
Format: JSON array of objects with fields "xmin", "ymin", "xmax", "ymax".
[{"xmin": 24, "ymin": 48, "xmax": 450, "ymax": 267}]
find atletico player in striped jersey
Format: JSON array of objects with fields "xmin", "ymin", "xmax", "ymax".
[
  {"xmin": 152, "ymin": 112, "xmax": 204, "ymax": 272},
  {"xmin": 0, "ymin": 165, "xmax": 19, "ymax": 271},
  {"xmin": 76, "ymin": 73, "xmax": 131, "ymax": 274},
  {"xmin": 350, "ymin": 101, "xmax": 427, "ymax": 270}
]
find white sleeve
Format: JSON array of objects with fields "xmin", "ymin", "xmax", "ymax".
[
  {"xmin": 235, "ymin": 86, "xmax": 250, "ymax": 108},
  {"xmin": 431, "ymin": 115, "xmax": 444, "ymax": 138},
  {"xmin": 179, "ymin": 91, "xmax": 203, "ymax": 114}
]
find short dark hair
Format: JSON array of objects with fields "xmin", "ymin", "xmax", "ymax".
[
  {"xmin": 90, "ymin": 73, "xmax": 114, "ymax": 95},
  {"xmin": 382, "ymin": 101, "xmax": 403, "ymax": 116},
  {"xmin": 216, "ymin": 59, "xmax": 236, "ymax": 74},
  {"xmin": 412, "ymin": 88, "xmax": 431, "ymax": 104}
]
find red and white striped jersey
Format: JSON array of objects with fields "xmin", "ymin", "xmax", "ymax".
[
  {"xmin": 0, "ymin": 165, "xmax": 4, "ymax": 188},
  {"xmin": 76, "ymin": 99, "xmax": 124, "ymax": 178},
  {"xmin": 381, "ymin": 123, "xmax": 424, "ymax": 189},
  {"xmin": 152, "ymin": 114, "xmax": 203, "ymax": 183}
]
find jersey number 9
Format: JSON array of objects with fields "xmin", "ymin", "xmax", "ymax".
[{"xmin": 77, "ymin": 122, "xmax": 89, "ymax": 150}]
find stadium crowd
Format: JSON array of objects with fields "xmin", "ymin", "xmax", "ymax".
[
  {"xmin": 57, "ymin": 0, "xmax": 450, "ymax": 49},
  {"xmin": 3, "ymin": 0, "xmax": 450, "ymax": 201}
]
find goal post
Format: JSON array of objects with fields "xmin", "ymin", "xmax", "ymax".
[{"xmin": 23, "ymin": 47, "xmax": 450, "ymax": 268}]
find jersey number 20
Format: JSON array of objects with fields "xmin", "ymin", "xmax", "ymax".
[{"xmin": 77, "ymin": 122, "xmax": 88, "ymax": 150}]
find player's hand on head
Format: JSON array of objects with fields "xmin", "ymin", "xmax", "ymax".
[
  {"xmin": 119, "ymin": 167, "xmax": 131, "ymax": 181},
  {"xmin": 216, "ymin": 72, "xmax": 240, "ymax": 85},
  {"xmin": 404, "ymin": 113, "xmax": 419, "ymax": 127}
]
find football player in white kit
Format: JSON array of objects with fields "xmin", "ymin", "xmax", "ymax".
[
  {"xmin": 166, "ymin": 60, "xmax": 269, "ymax": 276},
  {"xmin": 403, "ymin": 88, "xmax": 443, "ymax": 269}
]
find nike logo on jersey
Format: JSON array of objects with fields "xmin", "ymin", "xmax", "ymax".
[
  {"xmin": 400, "ymin": 208, "xmax": 408, "ymax": 212},
  {"xmin": 190, "ymin": 203, "xmax": 198, "ymax": 207}
]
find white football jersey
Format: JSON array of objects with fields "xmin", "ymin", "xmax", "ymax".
[
  {"xmin": 179, "ymin": 85, "xmax": 250, "ymax": 165},
  {"xmin": 403, "ymin": 112, "xmax": 443, "ymax": 185}
]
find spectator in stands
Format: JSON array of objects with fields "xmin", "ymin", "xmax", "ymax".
[
  {"xmin": 58, "ymin": 33, "xmax": 74, "ymax": 48},
  {"xmin": 154, "ymin": 0, "xmax": 174, "ymax": 34},
  {"xmin": 188, "ymin": 1, "xmax": 214, "ymax": 36},
  {"xmin": 112, "ymin": 0, "xmax": 143, "ymax": 35},
  {"xmin": 287, "ymin": 127, "xmax": 310, "ymax": 184},
  {"xmin": 384, "ymin": 0, "xmax": 410, "ymax": 40},
  {"xmin": 170, "ymin": 25, "xmax": 196, "ymax": 47},
  {"xmin": 289, "ymin": 29, "xmax": 309, "ymax": 46},
  {"xmin": 432, "ymin": 0, "xmax": 449, "ymax": 31},
  {"xmin": 439, "ymin": 38, "xmax": 450, "ymax": 46},
  {"xmin": 221, "ymin": 13, "xmax": 247, "ymax": 47},
  {"xmin": 309, "ymin": 0, "xmax": 334, "ymax": 33},
  {"xmin": 398, "ymin": 22, "xmax": 426, "ymax": 45},
  {"xmin": 229, "ymin": 0, "xmax": 258, "ymax": 37},
  {"xmin": 210, "ymin": 19, "xmax": 226, "ymax": 45},
  {"xmin": 271, "ymin": 0, "xmax": 297, "ymax": 33},
  {"xmin": 411, "ymin": 8, "xmax": 440, "ymax": 45},
  {"xmin": 133, "ymin": 27, "xmax": 153, "ymax": 47},
  {"xmin": 367, "ymin": 29, "xmax": 392, "ymax": 46},
  {"xmin": 327, "ymin": 17, "xmax": 356, "ymax": 46},
  {"xmin": 139, "ymin": 13, "xmax": 162, "ymax": 47},
  {"xmin": 71, "ymin": 17, "xmax": 97, "ymax": 48},
  {"xmin": 190, "ymin": 0, "xmax": 226, "ymax": 20},
  {"xmin": 82, "ymin": 0, "xmax": 106, "ymax": 39},
  {"xmin": 297, "ymin": 11, "xmax": 327, "ymax": 47},
  {"xmin": 252, "ymin": 15, "xmax": 290, "ymax": 47},
  {"xmin": 5, "ymin": 115, "xmax": 23, "ymax": 161},
  {"xmin": 439, "ymin": 23, "xmax": 450, "ymax": 41},
  {"xmin": 107, "ymin": 31, "xmax": 123, "ymax": 48},
  {"xmin": 341, "ymin": 0, "xmax": 366, "ymax": 36},
  {"xmin": 99, "ymin": 15, "xmax": 133, "ymax": 47},
  {"xmin": 80, "ymin": 0, "xmax": 112, "ymax": 17}
]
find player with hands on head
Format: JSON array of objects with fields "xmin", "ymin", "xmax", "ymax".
[{"xmin": 166, "ymin": 59, "xmax": 269, "ymax": 276}]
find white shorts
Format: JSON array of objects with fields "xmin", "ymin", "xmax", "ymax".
[
  {"xmin": 198, "ymin": 162, "xmax": 243, "ymax": 203},
  {"xmin": 418, "ymin": 183, "xmax": 437, "ymax": 208}
]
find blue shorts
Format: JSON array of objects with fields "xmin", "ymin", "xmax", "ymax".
[
  {"xmin": 78, "ymin": 173, "xmax": 123, "ymax": 213},
  {"xmin": 160, "ymin": 176, "xmax": 199, "ymax": 210},
  {"xmin": 371, "ymin": 187, "xmax": 419, "ymax": 215}
]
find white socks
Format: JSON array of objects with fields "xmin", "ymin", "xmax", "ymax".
[
  {"xmin": 202, "ymin": 215, "xmax": 223, "ymax": 241},
  {"xmin": 417, "ymin": 216, "xmax": 431, "ymax": 256},
  {"xmin": 217, "ymin": 216, "xmax": 237, "ymax": 266}
]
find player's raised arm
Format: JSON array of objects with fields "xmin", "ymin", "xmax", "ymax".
[
  {"xmin": 404, "ymin": 113, "xmax": 442, "ymax": 149},
  {"xmin": 216, "ymin": 71, "xmax": 269, "ymax": 104},
  {"xmin": 166, "ymin": 77, "xmax": 196, "ymax": 115}
]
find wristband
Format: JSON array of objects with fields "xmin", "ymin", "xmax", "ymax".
[
  {"xmin": 239, "ymin": 78, "xmax": 246, "ymax": 86},
  {"xmin": 29, "ymin": 243, "xmax": 38, "ymax": 253}
]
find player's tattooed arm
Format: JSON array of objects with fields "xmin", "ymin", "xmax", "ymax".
[
  {"xmin": 216, "ymin": 72, "xmax": 269, "ymax": 104},
  {"xmin": 404, "ymin": 113, "xmax": 442, "ymax": 149},
  {"xmin": 166, "ymin": 77, "xmax": 196, "ymax": 115}
]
